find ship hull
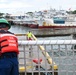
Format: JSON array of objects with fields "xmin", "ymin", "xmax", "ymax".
[{"xmin": 38, "ymin": 25, "xmax": 76, "ymax": 29}]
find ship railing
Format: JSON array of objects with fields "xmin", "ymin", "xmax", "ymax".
[{"xmin": 18, "ymin": 39, "xmax": 76, "ymax": 75}]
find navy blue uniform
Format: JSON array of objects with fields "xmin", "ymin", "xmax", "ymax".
[{"xmin": 0, "ymin": 30, "xmax": 19, "ymax": 75}]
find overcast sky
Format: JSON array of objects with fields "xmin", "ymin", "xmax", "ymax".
[{"xmin": 0, "ymin": 0, "xmax": 76, "ymax": 14}]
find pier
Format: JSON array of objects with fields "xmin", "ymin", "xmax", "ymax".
[{"xmin": 31, "ymin": 28, "xmax": 76, "ymax": 37}]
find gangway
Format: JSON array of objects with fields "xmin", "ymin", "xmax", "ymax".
[
  {"xmin": 32, "ymin": 34, "xmax": 58, "ymax": 70},
  {"xmin": 16, "ymin": 34, "xmax": 58, "ymax": 75}
]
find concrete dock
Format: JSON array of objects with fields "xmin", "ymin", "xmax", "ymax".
[
  {"xmin": 16, "ymin": 28, "xmax": 76, "ymax": 38},
  {"xmin": 31, "ymin": 28, "xmax": 76, "ymax": 37}
]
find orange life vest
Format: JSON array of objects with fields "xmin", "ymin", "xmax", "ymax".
[{"xmin": 0, "ymin": 34, "xmax": 19, "ymax": 54}]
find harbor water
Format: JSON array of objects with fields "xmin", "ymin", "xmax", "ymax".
[
  {"xmin": 9, "ymin": 25, "xmax": 30, "ymax": 34},
  {"xmin": 10, "ymin": 25, "xmax": 76, "ymax": 75}
]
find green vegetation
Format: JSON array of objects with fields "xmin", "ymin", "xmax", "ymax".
[
  {"xmin": 67, "ymin": 10, "xmax": 76, "ymax": 14},
  {"xmin": 0, "ymin": 13, "xmax": 4, "ymax": 17},
  {"xmin": 72, "ymin": 10, "xmax": 76, "ymax": 14}
]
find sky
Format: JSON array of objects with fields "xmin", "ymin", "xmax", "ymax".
[{"xmin": 0, "ymin": 0, "xmax": 76, "ymax": 14}]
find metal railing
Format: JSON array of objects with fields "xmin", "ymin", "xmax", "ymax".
[{"xmin": 18, "ymin": 40, "xmax": 76, "ymax": 75}]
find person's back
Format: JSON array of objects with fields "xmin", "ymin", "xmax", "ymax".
[{"xmin": 0, "ymin": 18, "xmax": 19, "ymax": 75}]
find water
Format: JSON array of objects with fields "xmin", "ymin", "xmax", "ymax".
[
  {"xmin": 9, "ymin": 25, "xmax": 31, "ymax": 34},
  {"xmin": 38, "ymin": 35, "xmax": 72, "ymax": 40}
]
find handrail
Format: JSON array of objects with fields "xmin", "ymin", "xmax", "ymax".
[
  {"xmin": 18, "ymin": 34, "xmax": 58, "ymax": 70},
  {"xmin": 18, "ymin": 40, "xmax": 76, "ymax": 45}
]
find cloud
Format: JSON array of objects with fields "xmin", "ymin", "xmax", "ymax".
[
  {"xmin": 0, "ymin": 1, "xmax": 31, "ymax": 9},
  {"xmin": 0, "ymin": 0, "xmax": 76, "ymax": 14},
  {"xmin": 0, "ymin": 0, "xmax": 7, "ymax": 3},
  {"xmin": 0, "ymin": 0, "xmax": 33, "ymax": 13}
]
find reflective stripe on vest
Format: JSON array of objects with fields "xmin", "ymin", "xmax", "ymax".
[{"xmin": 0, "ymin": 34, "xmax": 19, "ymax": 53}]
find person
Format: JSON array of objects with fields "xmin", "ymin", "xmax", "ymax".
[
  {"xmin": 26, "ymin": 31, "xmax": 33, "ymax": 40},
  {"xmin": 0, "ymin": 18, "xmax": 19, "ymax": 75},
  {"xmin": 26, "ymin": 31, "xmax": 33, "ymax": 57}
]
